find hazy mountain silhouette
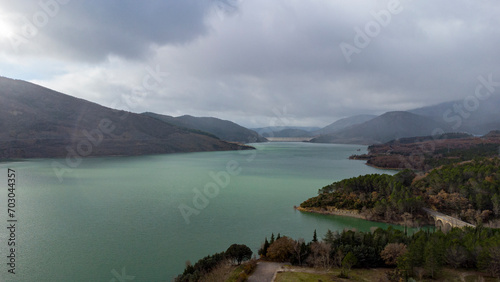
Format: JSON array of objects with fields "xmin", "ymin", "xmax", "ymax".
[
  {"xmin": 311, "ymin": 111, "xmax": 452, "ymax": 145},
  {"xmin": 264, "ymin": 128, "xmax": 313, "ymax": 138},
  {"xmin": 311, "ymin": 96, "xmax": 500, "ymax": 145},
  {"xmin": 143, "ymin": 112, "xmax": 267, "ymax": 143},
  {"xmin": 251, "ymin": 126, "xmax": 320, "ymax": 138},
  {"xmin": 409, "ymin": 95, "xmax": 500, "ymax": 135},
  {"xmin": 314, "ymin": 114, "xmax": 377, "ymax": 136}
]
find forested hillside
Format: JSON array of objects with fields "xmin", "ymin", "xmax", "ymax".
[{"xmin": 300, "ymin": 158, "xmax": 500, "ymax": 226}]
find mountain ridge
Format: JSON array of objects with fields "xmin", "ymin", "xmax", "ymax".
[
  {"xmin": 143, "ymin": 112, "xmax": 267, "ymax": 143},
  {"xmin": 310, "ymin": 111, "xmax": 453, "ymax": 145},
  {"xmin": 409, "ymin": 95, "xmax": 500, "ymax": 135},
  {"xmin": 313, "ymin": 114, "xmax": 377, "ymax": 136},
  {"xmin": 0, "ymin": 76, "xmax": 253, "ymax": 159}
]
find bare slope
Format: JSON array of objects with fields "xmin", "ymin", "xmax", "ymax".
[{"xmin": 0, "ymin": 77, "xmax": 252, "ymax": 159}]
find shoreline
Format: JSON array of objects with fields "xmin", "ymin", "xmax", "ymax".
[
  {"xmin": 295, "ymin": 206, "xmax": 429, "ymax": 227},
  {"xmin": 364, "ymin": 162, "xmax": 404, "ymax": 171},
  {"xmin": 295, "ymin": 206, "xmax": 366, "ymax": 220},
  {"xmin": 349, "ymin": 155, "xmax": 406, "ymax": 171}
]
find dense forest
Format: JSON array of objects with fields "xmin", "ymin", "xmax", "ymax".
[{"xmin": 300, "ymin": 158, "xmax": 500, "ymax": 226}]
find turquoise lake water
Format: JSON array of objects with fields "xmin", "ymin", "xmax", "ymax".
[{"xmin": 0, "ymin": 142, "xmax": 399, "ymax": 281}]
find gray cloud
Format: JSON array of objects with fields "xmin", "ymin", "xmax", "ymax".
[
  {"xmin": 1, "ymin": 0, "xmax": 500, "ymax": 128},
  {"xmin": 0, "ymin": 0, "xmax": 237, "ymax": 61}
]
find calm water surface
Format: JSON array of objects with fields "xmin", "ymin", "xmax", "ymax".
[{"xmin": 0, "ymin": 142, "xmax": 399, "ymax": 281}]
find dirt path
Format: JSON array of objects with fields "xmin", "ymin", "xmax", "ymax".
[{"xmin": 248, "ymin": 262, "xmax": 286, "ymax": 282}]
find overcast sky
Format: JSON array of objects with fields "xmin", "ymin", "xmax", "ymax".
[{"xmin": 0, "ymin": 0, "xmax": 499, "ymax": 128}]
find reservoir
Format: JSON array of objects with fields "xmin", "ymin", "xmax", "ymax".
[{"xmin": 0, "ymin": 142, "xmax": 398, "ymax": 281}]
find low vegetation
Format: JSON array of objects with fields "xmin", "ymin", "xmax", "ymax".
[
  {"xmin": 175, "ymin": 244, "xmax": 254, "ymax": 282},
  {"xmin": 350, "ymin": 132, "xmax": 500, "ymax": 171}
]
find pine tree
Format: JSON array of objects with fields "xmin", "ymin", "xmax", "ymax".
[
  {"xmin": 313, "ymin": 229, "xmax": 318, "ymax": 242},
  {"xmin": 341, "ymin": 252, "xmax": 357, "ymax": 278},
  {"xmin": 492, "ymin": 193, "xmax": 500, "ymax": 217},
  {"xmin": 270, "ymin": 233, "xmax": 275, "ymax": 244},
  {"xmin": 324, "ymin": 229, "xmax": 335, "ymax": 244},
  {"xmin": 258, "ymin": 237, "xmax": 270, "ymax": 258},
  {"xmin": 424, "ymin": 237, "xmax": 443, "ymax": 279}
]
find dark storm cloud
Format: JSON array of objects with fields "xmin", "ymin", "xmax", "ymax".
[{"xmin": 1, "ymin": 0, "xmax": 238, "ymax": 61}]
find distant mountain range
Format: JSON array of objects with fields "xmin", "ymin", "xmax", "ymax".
[
  {"xmin": 250, "ymin": 116, "xmax": 378, "ymax": 140},
  {"xmin": 409, "ymin": 96, "xmax": 500, "ymax": 135},
  {"xmin": 311, "ymin": 111, "xmax": 454, "ymax": 145},
  {"xmin": 251, "ymin": 126, "xmax": 320, "ymax": 138},
  {"xmin": 3, "ymin": 76, "xmax": 500, "ymax": 155},
  {"xmin": 310, "ymin": 95, "xmax": 500, "ymax": 145},
  {"xmin": 0, "ymin": 77, "xmax": 253, "ymax": 159},
  {"xmin": 313, "ymin": 114, "xmax": 377, "ymax": 136},
  {"xmin": 143, "ymin": 112, "xmax": 267, "ymax": 143}
]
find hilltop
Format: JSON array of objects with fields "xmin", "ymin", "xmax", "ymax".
[
  {"xmin": 410, "ymin": 96, "xmax": 500, "ymax": 135},
  {"xmin": 0, "ymin": 77, "xmax": 253, "ymax": 159},
  {"xmin": 310, "ymin": 95, "xmax": 500, "ymax": 146},
  {"xmin": 310, "ymin": 111, "xmax": 451, "ymax": 145},
  {"xmin": 313, "ymin": 114, "xmax": 376, "ymax": 136},
  {"xmin": 143, "ymin": 112, "xmax": 266, "ymax": 143}
]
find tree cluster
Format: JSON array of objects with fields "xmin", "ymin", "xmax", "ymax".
[
  {"xmin": 414, "ymin": 158, "xmax": 500, "ymax": 223},
  {"xmin": 258, "ymin": 226, "xmax": 500, "ymax": 280},
  {"xmin": 176, "ymin": 225, "xmax": 500, "ymax": 281},
  {"xmin": 398, "ymin": 226, "xmax": 500, "ymax": 279},
  {"xmin": 300, "ymin": 169, "xmax": 425, "ymax": 223}
]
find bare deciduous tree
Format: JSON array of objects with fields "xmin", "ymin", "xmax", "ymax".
[
  {"xmin": 380, "ymin": 243, "xmax": 407, "ymax": 266},
  {"xmin": 307, "ymin": 241, "xmax": 332, "ymax": 269}
]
